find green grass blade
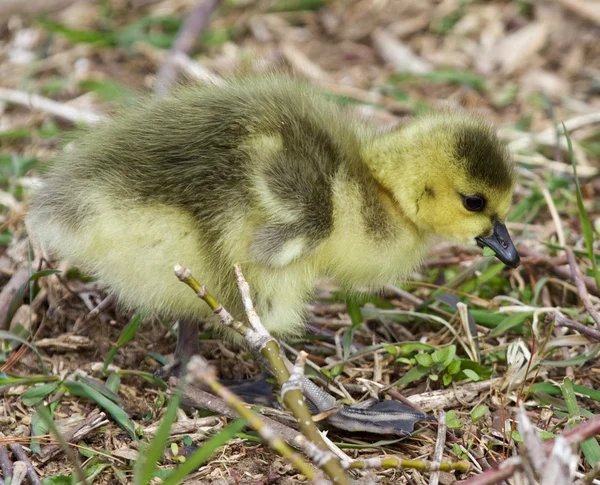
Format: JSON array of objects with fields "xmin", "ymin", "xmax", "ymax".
[
  {"xmin": 561, "ymin": 378, "xmax": 600, "ymax": 466},
  {"xmin": 103, "ymin": 313, "xmax": 144, "ymax": 372},
  {"xmin": 160, "ymin": 418, "xmax": 247, "ymax": 485},
  {"xmin": 0, "ymin": 330, "xmax": 47, "ymax": 373},
  {"xmin": 343, "ymin": 296, "xmax": 363, "ymax": 358},
  {"xmin": 563, "ymin": 123, "xmax": 600, "ymax": 292},
  {"xmin": 489, "ymin": 311, "xmax": 533, "ymax": 337},
  {"xmin": 64, "ymin": 380, "xmax": 137, "ymax": 439},
  {"xmin": 134, "ymin": 390, "xmax": 181, "ymax": 485}
]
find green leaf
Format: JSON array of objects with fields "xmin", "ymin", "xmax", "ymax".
[
  {"xmin": 561, "ymin": 378, "xmax": 600, "ymax": 466},
  {"xmin": 268, "ymin": 0, "xmax": 325, "ymax": 12},
  {"xmin": 446, "ymin": 410, "xmax": 463, "ymax": 430},
  {"xmin": 489, "ymin": 311, "xmax": 533, "ymax": 336},
  {"xmin": 415, "ymin": 353, "xmax": 434, "ymax": 368},
  {"xmin": 482, "ymin": 247, "xmax": 496, "ymax": 257},
  {"xmin": 160, "ymin": 418, "xmax": 246, "ymax": 485},
  {"xmin": 431, "ymin": 347, "xmax": 449, "ymax": 364},
  {"xmin": 64, "ymin": 380, "xmax": 136, "ymax": 439},
  {"xmin": 531, "ymin": 382, "xmax": 600, "ymax": 403},
  {"xmin": 135, "ymin": 391, "xmax": 181, "ymax": 485},
  {"xmin": 42, "ymin": 475, "xmax": 72, "ymax": 485},
  {"xmin": 85, "ymin": 463, "xmax": 110, "ymax": 482},
  {"xmin": 564, "ymin": 123, "xmax": 600, "ymax": 293},
  {"xmin": 117, "ymin": 369, "xmax": 167, "ymax": 390},
  {"xmin": 471, "ymin": 405, "xmax": 489, "ymax": 423},
  {"xmin": 22, "ymin": 382, "xmax": 59, "ymax": 406},
  {"xmin": 343, "ymin": 297, "xmax": 363, "ymax": 359},
  {"xmin": 31, "ymin": 404, "xmax": 53, "ymax": 454},
  {"xmin": 447, "ymin": 360, "xmax": 461, "ymax": 375},
  {"xmin": 442, "ymin": 345, "xmax": 457, "ymax": 368},
  {"xmin": 442, "ymin": 373, "xmax": 453, "ymax": 386},
  {"xmin": 383, "ymin": 344, "xmax": 398, "ymax": 355},
  {"xmin": 462, "ymin": 369, "xmax": 480, "ymax": 382},
  {"xmin": 104, "ymin": 314, "xmax": 144, "ymax": 372},
  {"xmin": 329, "ymin": 363, "xmax": 344, "ymax": 378},
  {"xmin": 0, "ymin": 373, "xmax": 59, "ymax": 389},
  {"xmin": 396, "ymin": 342, "xmax": 435, "ymax": 354},
  {"xmin": 116, "ymin": 314, "xmax": 144, "ymax": 347},
  {"xmin": 392, "ymin": 365, "xmax": 429, "ymax": 387},
  {"xmin": 106, "ymin": 372, "xmax": 121, "ymax": 394},
  {"xmin": 540, "ymin": 345, "xmax": 600, "ymax": 367},
  {"xmin": 457, "ymin": 360, "xmax": 492, "ymax": 381},
  {"xmin": 37, "ymin": 18, "xmax": 117, "ymax": 46},
  {"xmin": 76, "ymin": 375, "xmax": 123, "ymax": 404}
]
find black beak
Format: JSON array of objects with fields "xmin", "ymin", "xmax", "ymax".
[{"xmin": 475, "ymin": 220, "xmax": 520, "ymax": 268}]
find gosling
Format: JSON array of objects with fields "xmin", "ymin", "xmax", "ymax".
[{"xmin": 26, "ymin": 74, "xmax": 519, "ymax": 367}]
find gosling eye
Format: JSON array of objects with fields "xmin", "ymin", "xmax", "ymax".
[{"xmin": 462, "ymin": 195, "xmax": 486, "ymax": 212}]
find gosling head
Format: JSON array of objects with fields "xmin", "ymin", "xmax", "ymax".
[{"xmin": 372, "ymin": 113, "xmax": 520, "ymax": 268}]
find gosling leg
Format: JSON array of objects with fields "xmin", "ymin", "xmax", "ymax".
[{"xmin": 155, "ymin": 319, "xmax": 199, "ymax": 379}]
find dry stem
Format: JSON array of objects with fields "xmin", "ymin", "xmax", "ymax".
[
  {"xmin": 175, "ymin": 264, "xmax": 349, "ymax": 485},
  {"xmin": 186, "ymin": 356, "xmax": 321, "ymax": 482}
]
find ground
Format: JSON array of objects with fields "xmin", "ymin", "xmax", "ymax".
[{"xmin": 0, "ymin": 0, "xmax": 599, "ymax": 484}]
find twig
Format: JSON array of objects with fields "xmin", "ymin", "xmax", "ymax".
[
  {"xmin": 175, "ymin": 377, "xmax": 303, "ymax": 447},
  {"xmin": 565, "ymin": 248, "xmax": 600, "ymax": 329},
  {"xmin": 73, "ymin": 294, "xmax": 117, "ymax": 332},
  {"xmin": 154, "ymin": 0, "xmax": 222, "ymax": 95},
  {"xmin": 40, "ymin": 412, "xmax": 109, "ymax": 461},
  {"xmin": 0, "ymin": 445, "xmax": 11, "ymax": 483},
  {"xmin": 459, "ymin": 414, "xmax": 600, "ymax": 485},
  {"xmin": 8, "ymin": 445, "xmax": 42, "ymax": 485},
  {"xmin": 187, "ymin": 356, "xmax": 323, "ymax": 482},
  {"xmin": 175, "ymin": 264, "xmax": 349, "ymax": 484},
  {"xmin": 0, "ymin": 268, "xmax": 30, "ymax": 331},
  {"xmin": 548, "ymin": 313, "xmax": 600, "ymax": 341},
  {"xmin": 407, "ymin": 379, "xmax": 502, "ymax": 412},
  {"xmin": 345, "ymin": 456, "xmax": 469, "ymax": 473},
  {"xmin": 85, "ymin": 294, "xmax": 116, "ymax": 321},
  {"xmin": 11, "ymin": 462, "xmax": 27, "ymax": 485},
  {"xmin": 0, "ymin": 88, "xmax": 104, "ymax": 125},
  {"xmin": 430, "ymin": 413, "xmax": 447, "ymax": 485},
  {"xmin": 33, "ymin": 407, "xmax": 88, "ymax": 485},
  {"xmin": 294, "ymin": 436, "xmax": 340, "ymax": 479}
]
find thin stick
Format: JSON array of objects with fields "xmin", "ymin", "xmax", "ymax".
[
  {"xmin": 186, "ymin": 356, "xmax": 320, "ymax": 481},
  {"xmin": 0, "ymin": 88, "xmax": 104, "ymax": 125},
  {"xmin": 11, "ymin": 462, "xmax": 27, "ymax": 485},
  {"xmin": 550, "ymin": 313, "xmax": 600, "ymax": 341},
  {"xmin": 8, "ymin": 445, "xmax": 43, "ymax": 485},
  {"xmin": 430, "ymin": 412, "xmax": 447, "ymax": 485},
  {"xmin": 175, "ymin": 264, "xmax": 349, "ymax": 485},
  {"xmin": 459, "ymin": 414, "xmax": 600, "ymax": 485},
  {"xmin": 345, "ymin": 456, "xmax": 469, "ymax": 473},
  {"xmin": 0, "ymin": 445, "xmax": 11, "ymax": 482},
  {"xmin": 154, "ymin": 0, "xmax": 221, "ymax": 95},
  {"xmin": 0, "ymin": 268, "xmax": 30, "ymax": 331},
  {"xmin": 176, "ymin": 378, "xmax": 302, "ymax": 447}
]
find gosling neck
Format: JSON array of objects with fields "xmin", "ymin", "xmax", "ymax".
[{"xmin": 361, "ymin": 128, "xmax": 425, "ymax": 228}]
